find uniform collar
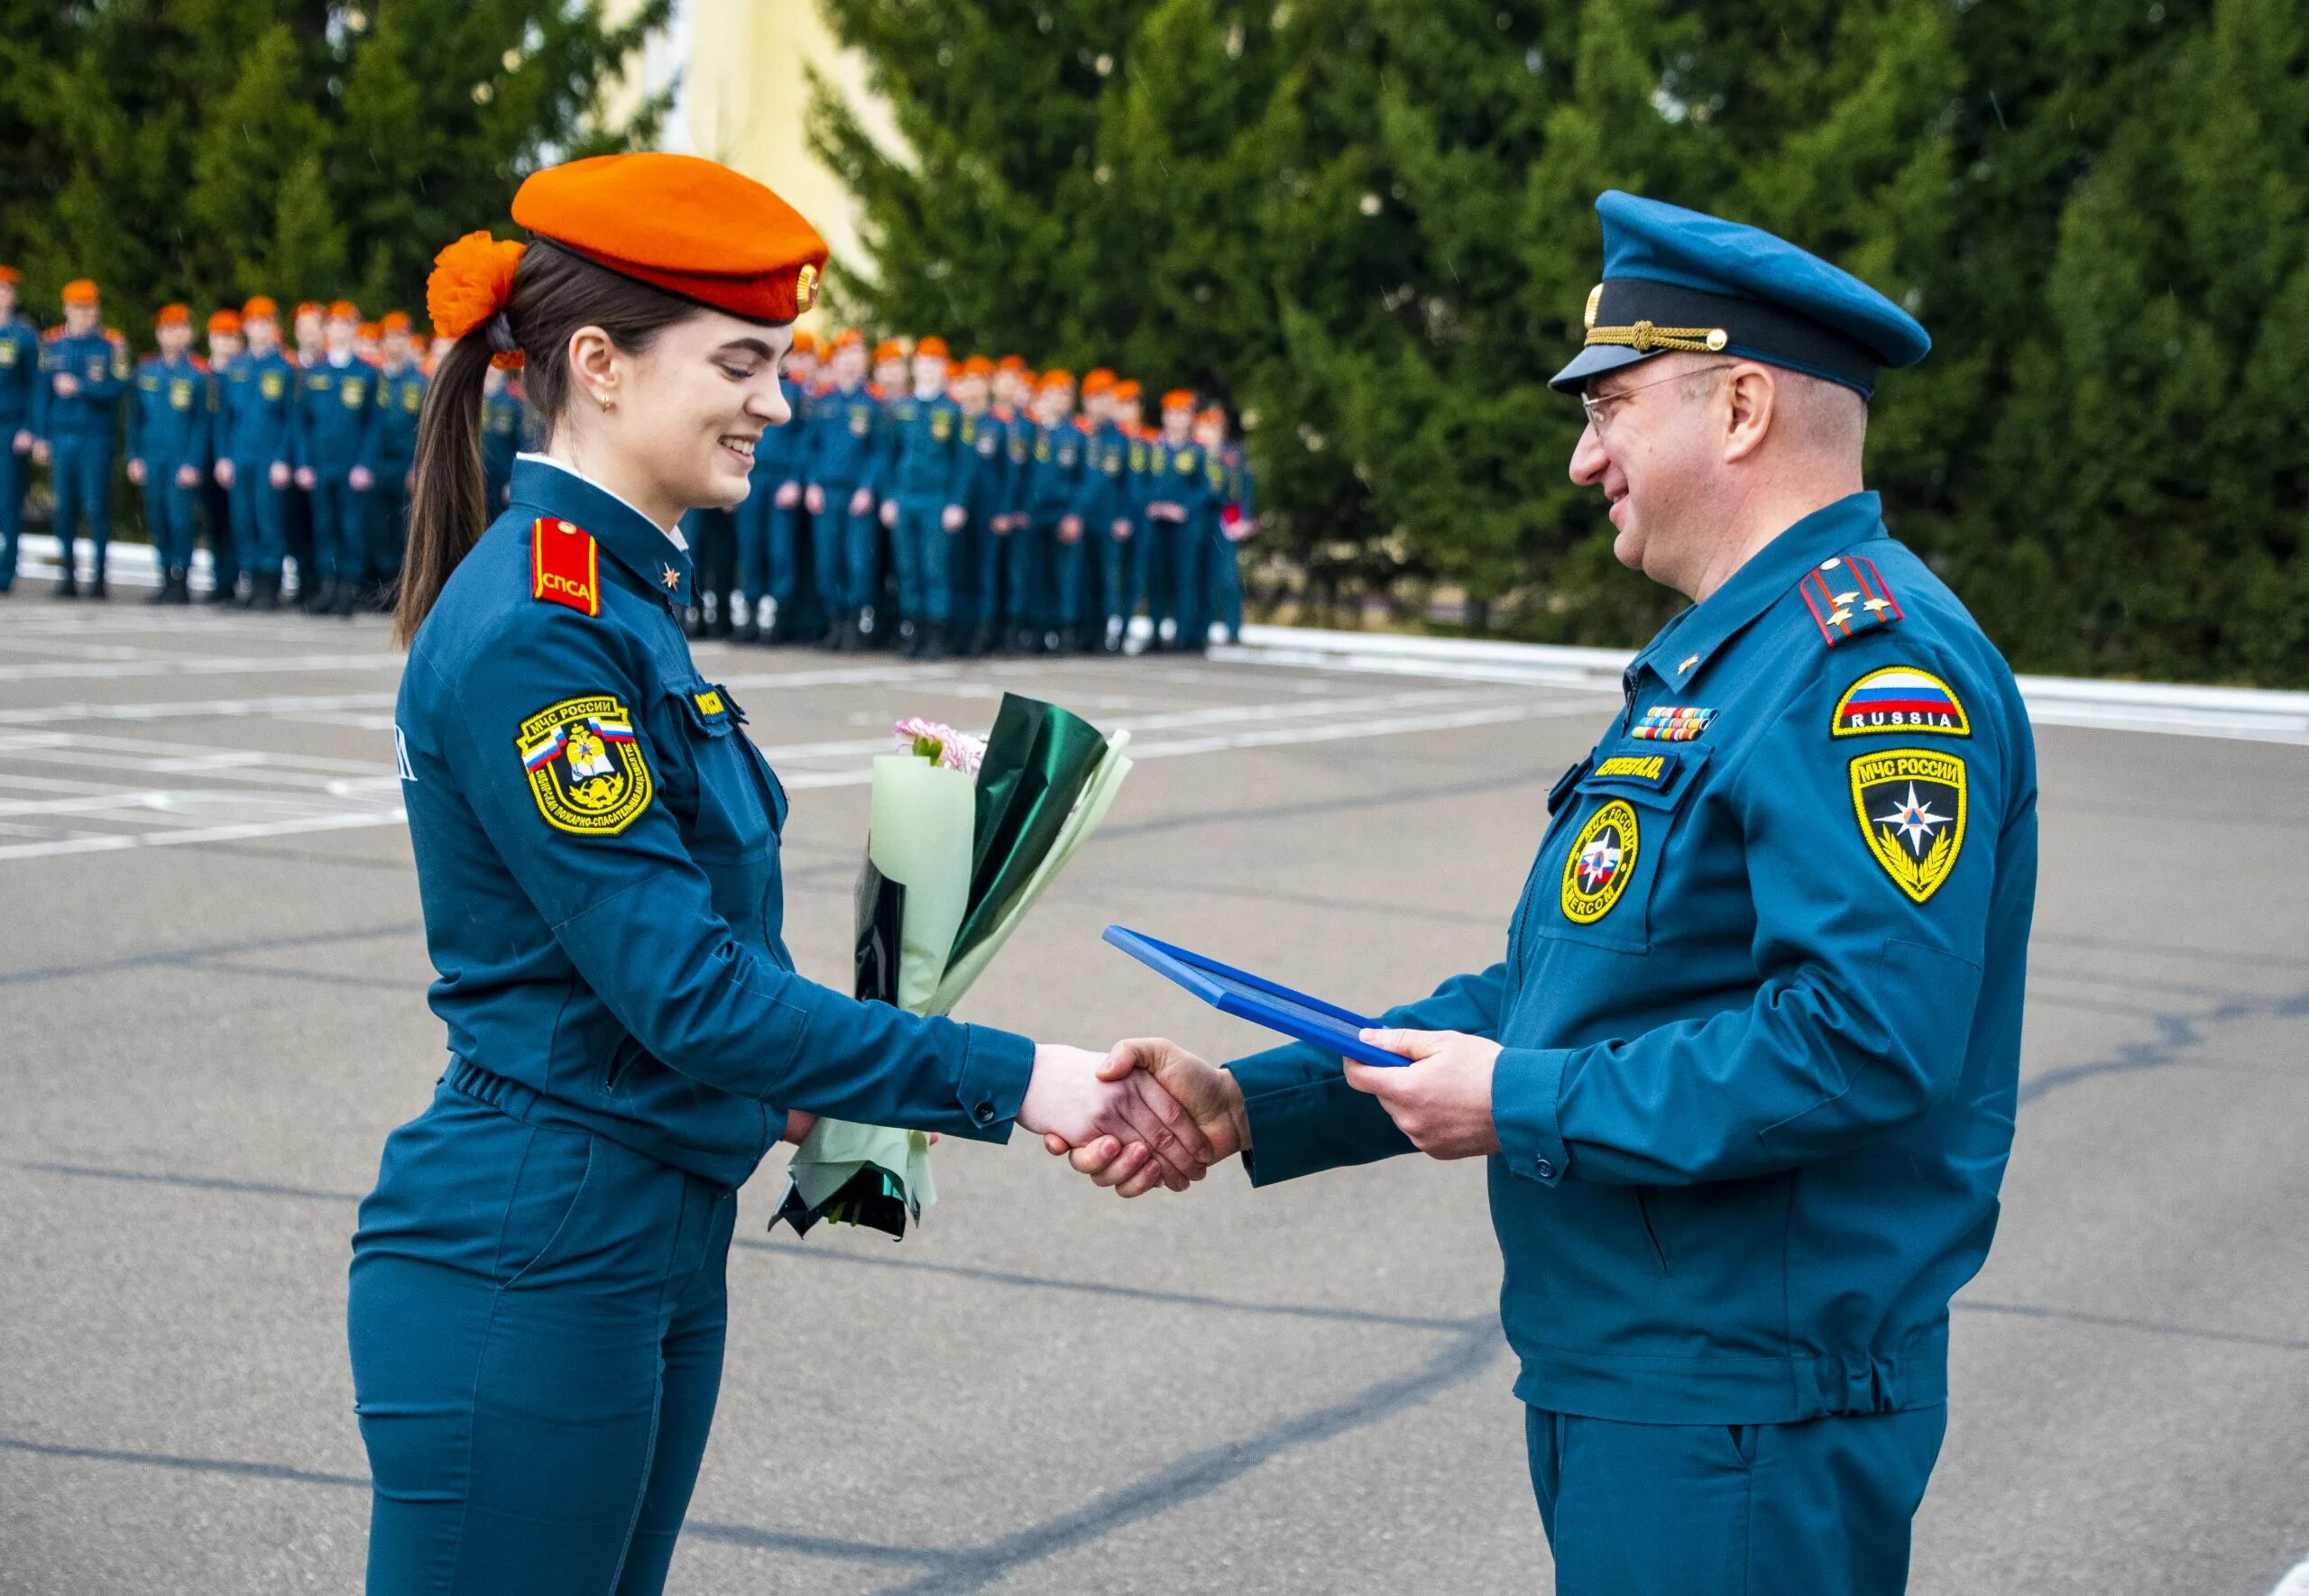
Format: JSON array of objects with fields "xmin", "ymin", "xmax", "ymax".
[
  {"xmin": 1634, "ymin": 491, "xmax": 1884, "ymax": 692},
  {"xmin": 509, "ymin": 454, "xmax": 695, "ymax": 610}
]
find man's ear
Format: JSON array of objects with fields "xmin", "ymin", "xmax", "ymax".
[{"xmin": 1722, "ymin": 363, "xmax": 1777, "ymax": 464}]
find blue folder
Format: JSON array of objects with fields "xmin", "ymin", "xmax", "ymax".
[{"xmin": 1101, "ymin": 926, "xmax": 1410, "ymax": 1068}]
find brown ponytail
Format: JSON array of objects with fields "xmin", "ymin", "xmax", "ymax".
[{"xmin": 392, "ymin": 241, "xmax": 708, "ymax": 646}]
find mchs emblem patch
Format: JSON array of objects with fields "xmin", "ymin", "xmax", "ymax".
[{"xmin": 518, "ymin": 695, "xmax": 653, "ymax": 835}]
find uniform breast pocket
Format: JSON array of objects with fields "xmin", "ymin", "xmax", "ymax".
[
  {"xmin": 671, "ymin": 683, "xmax": 785, "ymax": 858},
  {"xmin": 1529, "ymin": 742, "xmax": 1714, "ymax": 956}
]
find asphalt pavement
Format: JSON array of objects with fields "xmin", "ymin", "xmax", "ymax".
[{"xmin": 2, "ymin": 597, "xmax": 2304, "ymax": 1595}]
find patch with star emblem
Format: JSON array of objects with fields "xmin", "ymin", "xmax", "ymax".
[
  {"xmin": 1801, "ymin": 554, "xmax": 1904, "ymax": 647},
  {"xmin": 1631, "ymin": 705, "xmax": 1716, "ymax": 741},
  {"xmin": 1848, "ymin": 748, "xmax": 1966, "ymax": 903},
  {"xmin": 1833, "ymin": 665, "xmax": 1970, "ymax": 738},
  {"xmin": 1561, "ymin": 800, "xmax": 1641, "ymax": 924},
  {"xmin": 518, "ymin": 695, "xmax": 653, "ymax": 836}
]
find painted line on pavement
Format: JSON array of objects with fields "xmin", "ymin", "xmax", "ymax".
[{"xmin": 2270, "ymin": 1557, "xmax": 2309, "ymax": 1596}]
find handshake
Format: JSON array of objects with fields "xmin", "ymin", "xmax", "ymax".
[{"xmin": 1020, "ymin": 1029, "xmax": 1510, "ymax": 1198}]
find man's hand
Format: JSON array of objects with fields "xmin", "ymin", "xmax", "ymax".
[
  {"xmin": 775, "ymin": 481, "xmax": 802, "ymax": 509},
  {"xmin": 879, "ymin": 499, "xmax": 898, "ymax": 527},
  {"xmin": 1343, "ymin": 1028, "xmax": 1502, "ymax": 1159},
  {"xmin": 53, "ymin": 372, "xmax": 79, "ymax": 398},
  {"xmin": 175, "ymin": 463, "xmax": 200, "ymax": 489},
  {"xmin": 805, "ymin": 483, "xmax": 825, "ymax": 514},
  {"xmin": 1018, "ymin": 1043, "xmax": 1213, "ymax": 1192},
  {"xmin": 294, "ymin": 465, "xmax": 316, "ymax": 490},
  {"xmin": 11, "ymin": 428, "xmax": 31, "ymax": 455},
  {"xmin": 941, "ymin": 503, "xmax": 966, "ymax": 532},
  {"xmin": 1111, "ymin": 518, "xmax": 1132, "ymax": 541},
  {"xmin": 782, "ymin": 1110, "xmax": 818, "ymax": 1146},
  {"xmin": 126, "ymin": 458, "xmax": 146, "ymax": 486},
  {"xmin": 31, "ymin": 440, "xmax": 49, "ymax": 465},
  {"xmin": 849, "ymin": 486, "xmax": 873, "ymax": 516},
  {"xmin": 349, "ymin": 464, "xmax": 374, "ymax": 491},
  {"xmin": 214, "ymin": 459, "xmax": 235, "ymax": 488},
  {"xmin": 1045, "ymin": 1039, "xmax": 1248, "ymax": 1198},
  {"xmin": 269, "ymin": 462, "xmax": 290, "ymax": 490}
]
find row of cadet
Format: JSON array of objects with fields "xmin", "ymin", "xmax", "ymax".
[
  {"xmin": 676, "ymin": 331, "xmax": 1256, "ymax": 658},
  {"xmin": 0, "ymin": 272, "xmax": 1263, "ymax": 654},
  {"xmin": 0, "ymin": 272, "xmax": 511, "ymax": 614}
]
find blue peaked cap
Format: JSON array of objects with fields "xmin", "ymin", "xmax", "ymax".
[{"xmin": 1549, "ymin": 191, "xmax": 1931, "ymax": 399}]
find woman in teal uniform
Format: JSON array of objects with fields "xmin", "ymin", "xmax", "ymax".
[{"xmin": 351, "ymin": 153, "xmax": 1207, "ymax": 1596}]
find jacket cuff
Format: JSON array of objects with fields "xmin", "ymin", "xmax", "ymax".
[
  {"xmin": 953, "ymin": 1023, "xmax": 1035, "ymax": 1144},
  {"xmin": 1493, "ymin": 1046, "xmax": 1571, "ymax": 1186}
]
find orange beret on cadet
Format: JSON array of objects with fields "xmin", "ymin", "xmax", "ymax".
[
  {"xmin": 327, "ymin": 299, "xmax": 359, "ymax": 322},
  {"xmin": 998, "ymin": 353, "xmax": 1026, "ymax": 373},
  {"xmin": 1082, "ymin": 367, "xmax": 1116, "ymax": 396},
  {"xmin": 961, "ymin": 354, "xmax": 994, "ymax": 378},
  {"xmin": 791, "ymin": 329, "xmax": 816, "ymax": 354},
  {"xmin": 1111, "ymin": 379, "xmax": 1141, "ymax": 402},
  {"xmin": 829, "ymin": 327, "xmax": 863, "ymax": 351},
  {"xmin": 207, "ymin": 308, "xmax": 243, "ymax": 335},
  {"xmin": 1041, "ymin": 368, "xmax": 1076, "ymax": 390},
  {"xmin": 380, "ymin": 310, "xmax": 411, "ymax": 334},
  {"xmin": 915, "ymin": 335, "xmax": 951, "ymax": 362},
  {"xmin": 154, "ymin": 304, "xmax": 190, "ymax": 328},
  {"xmin": 873, "ymin": 338, "xmax": 907, "ymax": 363},
  {"xmin": 0, "ymin": 265, "xmax": 19, "ymax": 286},
  {"xmin": 62, "ymin": 280, "xmax": 100, "ymax": 306},
  {"xmin": 1162, "ymin": 388, "xmax": 1196, "ymax": 411},
  {"xmin": 356, "ymin": 320, "xmax": 379, "ymax": 340},
  {"xmin": 295, "ymin": 300, "xmax": 325, "ymax": 320},
  {"xmin": 510, "ymin": 152, "xmax": 828, "ymax": 326},
  {"xmin": 243, "ymin": 296, "xmax": 279, "ymax": 322}
]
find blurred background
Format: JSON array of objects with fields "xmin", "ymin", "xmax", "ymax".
[{"xmin": 5, "ymin": 0, "xmax": 2302, "ymax": 682}]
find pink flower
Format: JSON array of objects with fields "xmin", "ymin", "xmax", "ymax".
[{"xmin": 894, "ymin": 717, "xmax": 987, "ymax": 775}]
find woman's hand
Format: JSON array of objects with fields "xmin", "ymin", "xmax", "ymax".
[{"xmin": 1017, "ymin": 1044, "xmax": 1214, "ymax": 1192}]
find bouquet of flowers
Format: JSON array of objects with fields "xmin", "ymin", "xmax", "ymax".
[{"xmin": 771, "ymin": 693, "xmax": 1135, "ymax": 1238}]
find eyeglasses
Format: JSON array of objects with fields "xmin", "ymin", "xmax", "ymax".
[{"xmin": 1579, "ymin": 363, "xmax": 1735, "ymax": 439}]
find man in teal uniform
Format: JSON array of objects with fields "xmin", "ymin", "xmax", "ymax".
[
  {"xmin": 218, "ymin": 298, "xmax": 301, "ymax": 611},
  {"xmin": 1070, "ymin": 373, "xmax": 1133, "ymax": 654},
  {"xmin": 1071, "ymin": 192, "xmax": 2039, "ymax": 1595},
  {"xmin": 198, "ymin": 309, "xmax": 244, "ymax": 604},
  {"xmin": 1142, "ymin": 390, "xmax": 1219, "ymax": 653},
  {"xmin": 126, "ymin": 305, "xmax": 210, "ymax": 604},
  {"xmin": 1018, "ymin": 371, "xmax": 1082, "ymax": 655},
  {"xmin": 354, "ymin": 312, "xmax": 428, "ymax": 610},
  {"xmin": 293, "ymin": 300, "xmax": 375, "ymax": 616},
  {"xmin": 992, "ymin": 364, "xmax": 1039, "ymax": 653},
  {"xmin": 34, "ymin": 280, "xmax": 129, "ymax": 598},
  {"xmin": 1197, "ymin": 405, "xmax": 1254, "ymax": 645},
  {"xmin": 803, "ymin": 331, "xmax": 880, "ymax": 650},
  {"xmin": 878, "ymin": 337, "xmax": 971, "ymax": 659},
  {"xmin": 0, "ymin": 266, "xmax": 41, "ymax": 595}
]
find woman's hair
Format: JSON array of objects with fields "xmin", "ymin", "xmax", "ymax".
[{"xmin": 393, "ymin": 242, "xmax": 700, "ymax": 646}]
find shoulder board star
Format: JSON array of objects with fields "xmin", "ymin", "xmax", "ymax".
[{"xmin": 1799, "ymin": 552, "xmax": 1903, "ymax": 648}]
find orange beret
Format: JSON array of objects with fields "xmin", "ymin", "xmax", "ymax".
[
  {"xmin": 0, "ymin": 265, "xmax": 18, "ymax": 286},
  {"xmin": 295, "ymin": 300, "xmax": 325, "ymax": 319},
  {"xmin": 997, "ymin": 353, "xmax": 1026, "ymax": 373},
  {"xmin": 1162, "ymin": 389, "xmax": 1196, "ymax": 411},
  {"xmin": 1197, "ymin": 407, "xmax": 1227, "ymax": 425},
  {"xmin": 791, "ymin": 329, "xmax": 816, "ymax": 354},
  {"xmin": 154, "ymin": 304, "xmax": 190, "ymax": 328},
  {"xmin": 355, "ymin": 321, "xmax": 379, "ymax": 340},
  {"xmin": 327, "ymin": 299, "xmax": 359, "ymax": 321},
  {"xmin": 207, "ymin": 309, "xmax": 243, "ymax": 335},
  {"xmin": 380, "ymin": 310, "xmax": 411, "ymax": 334},
  {"xmin": 61, "ymin": 280, "xmax": 99, "ymax": 306},
  {"xmin": 1040, "ymin": 369, "xmax": 1076, "ymax": 390},
  {"xmin": 961, "ymin": 354, "xmax": 993, "ymax": 377},
  {"xmin": 511, "ymin": 152, "xmax": 828, "ymax": 326},
  {"xmin": 1111, "ymin": 379, "xmax": 1141, "ymax": 402},
  {"xmin": 873, "ymin": 338, "xmax": 906, "ymax": 363},
  {"xmin": 1082, "ymin": 368, "xmax": 1116, "ymax": 395},
  {"xmin": 243, "ymin": 296, "xmax": 279, "ymax": 322},
  {"xmin": 915, "ymin": 335, "xmax": 950, "ymax": 360},
  {"xmin": 829, "ymin": 327, "xmax": 863, "ymax": 351}
]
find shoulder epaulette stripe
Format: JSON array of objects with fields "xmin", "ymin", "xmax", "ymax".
[
  {"xmin": 530, "ymin": 518, "xmax": 602, "ymax": 618},
  {"xmin": 1802, "ymin": 554, "xmax": 1903, "ymax": 648}
]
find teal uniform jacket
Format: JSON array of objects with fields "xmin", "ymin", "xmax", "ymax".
[
  {"xmin": 961, "ymin": 408, "xmax": 1008, "ymax": 518},
  {"xmin": 392, "ymin": 456, "xmax": 1035, "ymax": 1191},
  {"xmin": 128, "ymin": 353, "xmax": 210, "ymax": 473},
  {"xmin": 1231, "ymin": 491, "xmax": 2037, "ymax": 1426},
  {"xmin": 1000, "ymin": 411, "xmax": 1036, "ymax": 521},
  {"xmin": 1074, "ymin": 419, "xmax": 1132, "ymax": 528},
  {"xmin": 38, "ymin": 328, "xmax": 129, "ymax": 440},
  {"xmin": 883, "ymin": 392, "xmax": 971, "ymax": 504},
  {"xmin": 805, "ymin": 384, "xmax": 879, "ymax": 492},
  {"xmin": 1026, "ymin": 420, "xmax": 1084, "ymax": 518},
  {"xmin": 206, "ymin": 354, "xmax": 240, "ymax": 459},
  {"xmin": 222, "ymin": 351, "xmax": 301, "ymax": 467},
  {"xmin": 0, "ymin": 316, "xmax": 41, "ymax": 433},
  {"xmin": 481, "ymin": 388, "xmax": 523, "ymax": 509},
  {"xmin": 359, "ymin": 364, "xmax": 428, "ymax": 481},
  {"xmin": 296, "ymin": 356, "xmax": 374, "ymax": 476}
]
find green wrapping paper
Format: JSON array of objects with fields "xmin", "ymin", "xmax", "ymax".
[{"xmin": 771, "ymin": 695, "xmax": 1135, "ymax": 1240}]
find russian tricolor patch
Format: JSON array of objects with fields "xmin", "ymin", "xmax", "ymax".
[{"xmin": 1833, "ymin": 665, "xmax": 1970, "ymax": 738}]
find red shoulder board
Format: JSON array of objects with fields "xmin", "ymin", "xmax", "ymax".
[
  {"xmin": 1801, "ymin": 553, "xmax": 1903, "ymax": 647},
  {"xmin": 531, "ymin": 518, "xmax": 602, "ymax": 618}
]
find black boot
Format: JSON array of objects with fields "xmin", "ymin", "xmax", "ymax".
[
  {"xmin": 145, "ymin": 571, "xmax": 173, "ymax": 605},
  {"xmin": 88, "ymin": 563, "xmax": 109, "ymax": 600},
  {"xmin": 855, "ymin": 606, "xmax": 881, "ymax": 650},
  {"xmin": 332, "ymin": 581, "xmax": 359, "ymax": 618},
  {"xmin": 207, "ymin": 573, "xmax": 238, "ymax": 606},
  {"xmin": 170, "ymin": 570, "xmax": 194, "ymax": 604},
  {"xmin": 916, "ymin": 619, "xmax": 949, "ymax": 662},
  {"xmin": 54, "ymin": 564, "xmax": 80, "ymax": 598},
  {"xmin": 732, "ymin": 594, "xmax": 759, "ymax": 644},
  {"xmin": 253, "ymin": 571, "xmax": 281, "ymax": 612},
  {"xmin": 1101, "ymin": 617, "xmax": 1127, "ymax": 655}
]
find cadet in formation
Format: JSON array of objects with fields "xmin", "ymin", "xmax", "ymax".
[
  {"xmin": 1064, "ymin": 190, "xmax": 2039, "ymax": 1596},
  {"xmin": 295, "ymin": 300, "xmax": 376, "ymax": 616},
  {"xmin": 199, "ymin": 307, "xmax": 244, "ymax": 605},
  {"xmin": 124, "ymin": 304, "xmax": 209, "ymax": 603},
  {"xmin": 36, "ymin": 280, "xmax": 129, "ymax": 596},
  {"xmin": 216, "ymin": 297, "xmax": 302, "ymax": 610},
  {"xmin": 802, "ymin": 329, "xmax": 881, "ymax": 649},
  {"xmin": 0, "ymin": 266, "xmax": 39, "ymax": 594},
  {"xmin": 354, "ymin": 151, "xmax": 1210, "ymax": 1595},
  {"xmin": 354, "ymin": 311, "xmax": 429, "ymax": 606}
]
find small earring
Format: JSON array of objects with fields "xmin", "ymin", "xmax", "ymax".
[{"xmin": 598, "ymin": 392, "xmax": 615, "ymax": 412}]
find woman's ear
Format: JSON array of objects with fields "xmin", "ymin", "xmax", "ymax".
[{"xmin": 565, "ymin": 324, "xmax": 620, "ymax": 412}]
